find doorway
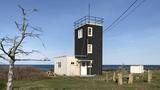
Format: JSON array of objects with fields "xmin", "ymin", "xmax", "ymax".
[{"xmin": 80, "ymin": 62, "xmax": 87, "ymax": 75}]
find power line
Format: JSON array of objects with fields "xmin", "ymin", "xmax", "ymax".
[
  {"xmin": 103, "ymin": 0, "xmax": 139, "ymax": 32},
  {"xmin": 105, "ymin": 0, "xmax": 147, "ymax": 32},
  {"xmin": 112, "ymin": 0, "xmax": 146, "ymax": 30}
]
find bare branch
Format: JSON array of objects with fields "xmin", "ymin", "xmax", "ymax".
[
  {"xmin": 26, "ymin": 8, "xmax": 38, "ymax": 14},
  {"xmin": 18, "ymin": 5, "xmax": 26, "ymax": 16},
  {"xmin": 36, "ymin": 36, "xmax": 46, "ymax": 49},
  {"xmin": 13, "ymin": 36, "xmax": 19, "ymax": 46},
  {"xmin": 0, "ymin": 5, "xmax": 44, "ymax": 90},
  {"xmin": 0, "ymin": 53, "xmax": 9, "ymax": 61},
  {"xmin": 15, "ymin": 49, "xmax": 39, "ymax": 55},
  {"xmin": 28, "ymin": 25, "xmax": 43, "ymax": 32},
  {"xmin": 25, "ymin": 32, "xmax": 40, "ymax": 38},
  {"xmin": 15, "ymin": 21, "xmax": 21, "ymax": 31},
  {"xmin": 10, "ymin": 9, "xmax": 27, "ymax": 56},
  {"xmin": 0, "ymin": 5, "xmax": 45, "ymax": 61},
  {"xmin": 0, "ymin": 54, "xmax": 6, "ymax": 60},
  {"xmin": 12, "ymin": 35, "xmax": 25, "ymax": 55},
  {"xmin": 0, "ymin": 38, "xmax": 8, "ymax": 55},
  {"xmin": 8, "ymin": 36, "xmax": 20, "ymax": 55},
  {"xmin": 24, "ymin": 24, "xmax": 29, "ymax": 32}
]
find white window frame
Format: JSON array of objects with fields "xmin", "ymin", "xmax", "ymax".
[
  {"xmin": 88, "ymin": 27, "xmax": 93, "ymax": 37},
  {"xmin": 87, "ymin": 44, "xmax": 92, "ymax": 54},
  {"xmin": 78, "ymin": 29, "xmax": 83, "ymax": 39}
]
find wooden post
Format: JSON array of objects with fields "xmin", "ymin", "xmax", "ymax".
[
  {"xmin": 148, "ymin": 70, "xmax": 152, "ymax": 83},
  {"xmin": 128, "ymin": 73, "xmax": 133, "ymax": 84},
  {"xmin": 118, "ymin": 73, "xmax": 123, "ymax": 85},
  {"xmin": 113, "ymin": 72, "xmax": 116, "ymax": 82},
  {"xmin": 105, "ymin": 72, "xmax": 109, "ymax": 82}
]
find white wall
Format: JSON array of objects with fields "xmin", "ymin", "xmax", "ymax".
[
  {"xmin": 54, "ymin": 56, "xmax": 80, "ymax": 76},
  {"xmin": 66, "ymin": 57, "xmax": 80, "ymax": 76},
  {"xmin": 130, "ymin": 65, "xmax": 144, "ymax": 73},
  {"xmin": 54, "ymin": 56, "xmax": 67, "ymax": 75}
]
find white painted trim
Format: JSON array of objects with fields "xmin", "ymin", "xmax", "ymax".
[
  {"xmin": 78, "ymin": 29, "xmax": 83, "ymax": 39},
  {"xmin": 87, "ymin": 44, "xmax": 92, "ymax": 54}
]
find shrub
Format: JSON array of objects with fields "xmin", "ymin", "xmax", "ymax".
[
  {"xmin": 0, "ymin": 67, "xmax": 48, "ymax": 81},
  {"xmin": 14, "ymin": 67, "xmax": 48, "ymax": 80},
  {"xmin": 0, "ymin": 81, "xmax": 6, "ymax": 90},
  {"xmin": 0, "ymin": 68, "xmax": 8, "ymax": 80}
]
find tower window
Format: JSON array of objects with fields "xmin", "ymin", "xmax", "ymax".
[
  {"xmin": 88, "ymin": 27, "xmax": 93, "ymax": 37},
  {"xmin": 78, "ymin": 29, "xmax": 83, "ymax": 39},
  {"xmin": 87, "ymin": 44, "xmax": 92, "ymax": 54}
]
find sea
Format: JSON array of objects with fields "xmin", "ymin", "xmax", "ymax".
[{"xmin": 0, "ymin": 65, "xmax": 160, "ymax": 71}]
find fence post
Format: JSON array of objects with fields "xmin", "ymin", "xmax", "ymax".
[
  {"xmin": 118, "ymin": 73, "xmax": 123, "ymax": 85},
  {"xmin": 148, "ymin": 70, "xmax": 152, "ymax": 83},
  {"xmin": 105, "ymin": 72, "xmax": 109, "ymax": 82},
  {"xmin": 113, "ymin": 72, "xmax": 116, "ymax": 82},
  {"xmin": 128, "ymin": 73, "xmax": 133, "ymax": 84}
]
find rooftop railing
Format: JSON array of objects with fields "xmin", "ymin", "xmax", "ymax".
[{"xmin": 74, "ymin": 16, "xmax": 104, "ymax": 29}]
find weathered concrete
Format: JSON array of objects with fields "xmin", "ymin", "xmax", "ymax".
[
  {"xmin": 118, "ymin": 73, "xmax": 123, "ymax": 85},
  {"xmin": 128, "ymin": 74, "xmax": 133, "ymax": 84}
]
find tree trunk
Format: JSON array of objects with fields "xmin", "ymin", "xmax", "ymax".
[{"xmin": 7, "ymin": 60, "xmax": 15, "ymax": 90}]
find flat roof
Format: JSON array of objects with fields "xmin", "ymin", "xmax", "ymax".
[{"xmin": 74, "ymin": 16, "xmax": 104, "ymax": 29}]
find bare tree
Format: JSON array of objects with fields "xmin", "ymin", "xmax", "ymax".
[{"xmin": 0, "ymin": 6, "xmax": 43, "ymax": 90}]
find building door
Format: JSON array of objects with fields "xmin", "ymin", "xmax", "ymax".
[{"xmin": 81, "ymin": 62, "xmax": 87, "ymax": 75}]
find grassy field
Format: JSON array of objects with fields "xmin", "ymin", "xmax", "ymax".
[{"xmin": 1, "ymin": 70, "xmax": 160, "ymax": 90}]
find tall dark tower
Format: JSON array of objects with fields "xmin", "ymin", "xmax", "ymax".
[{"xmin": 74, "ymin": 16, "xmax": 103, "ymax": 75}]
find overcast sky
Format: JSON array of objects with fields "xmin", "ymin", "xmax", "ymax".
[{"xmin": 0, "ymin": 0, "xmax": 160, "ymax": 65}]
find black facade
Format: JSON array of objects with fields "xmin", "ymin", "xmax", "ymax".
[{"xmin": 74, "ymin": 17, "xmax": 103, "ymax": 75}]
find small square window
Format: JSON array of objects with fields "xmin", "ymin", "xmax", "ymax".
[
  {"xmin": 78, "ymin": 29, "xmax": 83, "ymax": 39},
  {"xmin": 71, "ymin": 62, "xmax": 74, "ymax": 64},
  {"xmin": 88, "ymin": 27, "xmax": 93, "ymax": 37},
  {"xmin": 57, "ymin": 62, "xmax": 61, "ymax": 68}
]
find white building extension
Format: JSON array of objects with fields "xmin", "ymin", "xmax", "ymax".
[
  {"xmin": 130, "ymin": 65, "xmax": 144, "ymax": 74},
  {"xmin": 54, "ymin": 56, "xmax": 80, "ymax": 76},
  {"xmin": 54, "ymin": 56, "xmax": 93, "ymax": 76}
]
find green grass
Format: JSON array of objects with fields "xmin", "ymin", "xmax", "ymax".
[{"xmin": 2, "ymin": 70, "xmax": 160, "ymax": 90}]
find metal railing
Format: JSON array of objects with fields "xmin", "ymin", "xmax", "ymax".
[{"xmin": 74, "ymin": 16, "xmax": 104, "ymax": 29}]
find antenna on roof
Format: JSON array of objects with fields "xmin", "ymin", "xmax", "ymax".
[
  {"xmin": 88, "ymin": 2, "xmax": 91, "ymax": 17},
  {"xmin": 88, "ymin": 0, "xmax": 91, "ymax": 23}
]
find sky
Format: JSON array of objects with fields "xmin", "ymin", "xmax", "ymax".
[{"xmin": 0, "ymin": 0, "xmax": 160, "ymax": 65}]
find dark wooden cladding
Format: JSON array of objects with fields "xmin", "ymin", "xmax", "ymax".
[{"xmin": 75, "ymin": 24, "xmax": 103, "ymax": 75}]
